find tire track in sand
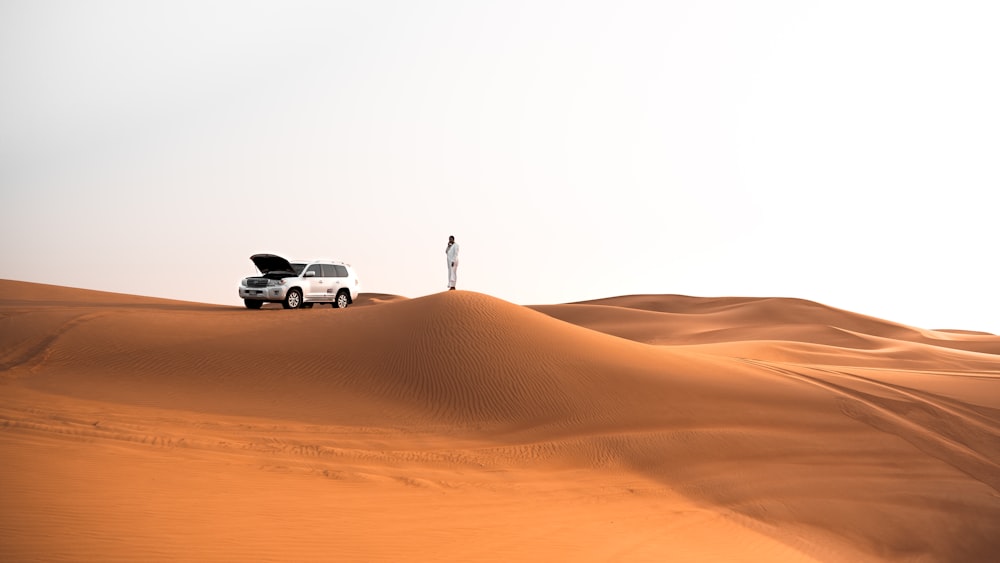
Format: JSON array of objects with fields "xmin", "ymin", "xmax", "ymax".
[
  {"xmin": 0, "ymin": 312, "xmax": 105, "ymax": 374},
  {"xmin": 738, "ymin": 358, "xmax": 1000, "ymax": 493}
]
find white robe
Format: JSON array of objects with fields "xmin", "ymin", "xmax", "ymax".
[{"xmin": 446, "ymin": 243, "xmax": 460, "ymax": 288}]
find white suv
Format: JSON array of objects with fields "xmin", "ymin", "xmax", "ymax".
[{"xmin": 239, "ymin": 254, "xmax": 360, "ymax": 309}]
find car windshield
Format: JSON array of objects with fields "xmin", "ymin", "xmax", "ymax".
[{"xmin": 290, "ymin": 263, "xmax": 306, "ymax": 275}]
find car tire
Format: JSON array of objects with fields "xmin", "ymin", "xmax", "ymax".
[
  {"xmin": 283, "ymin": 288, "xmax": 303, "ymax": 309},
  {"xmin": 244, "ymin": 299, "xmax": 263, "ymax": 310},
  {"xmin": 334, "ymin": 290, "xmax": 350, "ymax": 309}
]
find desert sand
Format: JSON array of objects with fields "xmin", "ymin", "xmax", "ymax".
[{"xmin": 1, "ymin": 279, "xmax": 998, "ymax": 562}]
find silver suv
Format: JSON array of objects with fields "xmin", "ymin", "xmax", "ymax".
[{"xmin": 239, "ymin": 254, "xmax": 360, "ymax": 309}]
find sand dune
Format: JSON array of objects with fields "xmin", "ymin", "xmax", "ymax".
[
  {"xmin": 1, "ymin": 280, "xmax": 998, "ymax": 561},
  {"xmin": 537, "ymin": 294, "xmax": 1000, "ymax": 352}
]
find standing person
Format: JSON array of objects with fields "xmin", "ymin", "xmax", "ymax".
[{"xmin": 446, "ymin": 235, "xmax": 460, "ymax": 290}]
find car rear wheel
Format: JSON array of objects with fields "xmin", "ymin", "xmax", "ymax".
[
  {"xmin": 334, "ymin": 291, "xmax": 350, "ymax": 309},
  {"xmin": 283, "ymin": 289, "xmax": 303, "ymax": 309},
  {"xmin": 244, "ymin": 299, "xmax": 263, "ymax": 310}
]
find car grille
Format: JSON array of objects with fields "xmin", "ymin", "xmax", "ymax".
[{"xmin": 246, "ymin": 278, "xmax": 270, "ymax": 288}]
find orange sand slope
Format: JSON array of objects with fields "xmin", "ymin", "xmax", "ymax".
[{"xmin": 1, "ymin": 280, "xmax": 998, "ymax": 562}]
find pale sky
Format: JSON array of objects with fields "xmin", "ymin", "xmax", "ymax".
[{"xmin": 2, "ymin": 1, "xmax": 998, "ymax": 333}]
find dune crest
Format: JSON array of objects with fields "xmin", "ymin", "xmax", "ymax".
[
  {"xmin": 2, "ymin": 281, "xmax": 999, "ymax": 561},
  {"xmin": 536, "ymin": 293, "xmax": 1000, "ymax": 357}
]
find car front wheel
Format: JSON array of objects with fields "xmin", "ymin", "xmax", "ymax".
[
  {"xmin": 283, "ymin": 289, "xmax": 303, "ymax": 309},
  {"xmin": 334, "ymin": 291, "xmax": 350, "ymax": 309},
  {"xmin": 244, "ymin": 299, "xmax": 263, "ymax": 310}
]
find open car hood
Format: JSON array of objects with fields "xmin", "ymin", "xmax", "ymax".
[{"xmin": 250, "ymin": 254, "xmax": 295, "ymax": 275}]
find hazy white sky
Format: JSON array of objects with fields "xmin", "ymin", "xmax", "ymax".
[{"xmin": 2, "ymin": 1, "xmax": 998, "ymax": 332}]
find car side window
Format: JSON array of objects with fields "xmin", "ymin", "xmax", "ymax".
[
  {"xmin": 321, "ymin": 264, "xmax": 338, "ymax": 278},
  {"xmin": 334, "ymin": 265, "xmax": 349, "ymax": 278},
  {"xmin": 305, "ymin": 264, "xmax": 322, "ymax": 277}
]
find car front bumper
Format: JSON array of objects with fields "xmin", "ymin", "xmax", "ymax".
[{"xmin": 239, "ymin": 286, "xmax": 287, "ymax": 301}]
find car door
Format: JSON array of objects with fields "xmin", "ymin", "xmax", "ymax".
[
  {"xmin": 321, "ymin": 264, "xmax": 343, "ymax": 300},
  {"xmin": 302, "ymin": 263, "xmax": 326, "ymax": 301}
]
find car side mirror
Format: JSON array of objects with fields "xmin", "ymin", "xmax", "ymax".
[{"xmin": 305, "ymin": 271, "xmax": 316, "ymax": 277}]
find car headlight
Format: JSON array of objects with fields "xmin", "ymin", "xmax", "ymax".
[{"xmin": 267, "ymin": 279, "xmax": 284, "ymax": 287}]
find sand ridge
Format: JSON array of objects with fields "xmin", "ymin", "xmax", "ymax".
[{"xmin": 2, "ymin": 280, "xmax": 999, "ymax": 561}]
